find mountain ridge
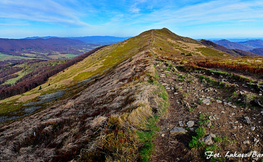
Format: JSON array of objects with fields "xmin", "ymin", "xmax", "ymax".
[{"xmin": 0, "ymin": 28, "xmax": 263, "ymax": 162}]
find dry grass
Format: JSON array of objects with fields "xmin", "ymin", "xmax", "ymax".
[{"xmin": 17, "ymin": 93, "xmax": 41, "ymax": 102}]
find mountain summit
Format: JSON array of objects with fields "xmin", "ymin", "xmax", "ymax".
[{"xmin": 0, "ymin": 28, "xmax": 263, "ymax": 161}]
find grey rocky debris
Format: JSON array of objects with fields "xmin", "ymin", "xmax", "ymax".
[
  {"xmin": 200, "ymin": 98, "xmax": 211, "ymax": 105},
  {"xmin": 170, "ymin": 127, "xmax": 187, "ymax": 134},
  {"xmin": 179, "ymin": 121, "xmax": 184, "ymax": 127},
  {"xmin": 243, "ymin": 140, "xmax": 250, "ymax": 145},
  {"xmin": 207, "ymin": 120, "xmax": 212, "ymax": 127},
  {"xmin": 244, "ymin": 116, "xmax": 252, "ymax": 124},
  {"xmin": 200, "ymin": 133, "xmax": 216, "ymax": 145},
  {"xmin": 216, "ymin": 100, "xmax": 222, "ymax": 104},
  {"xmin": 187, "ymin": 121, "xmax": 194, "ymax": 128}
]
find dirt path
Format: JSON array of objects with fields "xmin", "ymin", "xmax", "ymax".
[{"xmin": 152, "ymin": 60, "xmax": 263, "ymax": 162}]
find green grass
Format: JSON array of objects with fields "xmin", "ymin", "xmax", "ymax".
[
  {"xmin": 198, "ymin": 119, "xmax": 209, "ymax": 126},
  {"xmin": 65, "ymin": 54, "xmax": 78, "ymax": 58},
  {"xmin": 195, "ymin": 127, "xmax": 206, "ymax": 138},
  {"xmin": 189, "ymin": 136, "xmax": 205, "ymax": 148},
  {"xmin": 197, "ymin": 47, "xmax": 230, "ymax": 57},
  {"xmin": 0, "ymin": 53, "xmax": 30, "ymax": 60}
]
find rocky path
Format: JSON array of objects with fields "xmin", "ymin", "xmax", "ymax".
[{"xmin": 152, "ymin": 60, "xmax": 263, "ymax": 162}]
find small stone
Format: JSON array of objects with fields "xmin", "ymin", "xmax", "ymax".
[
  {"xmin": 243, "ymin": 140, "xmax": 250, "ymax": 145},
  {"xmin": 161, "ymin": 134, "xmax": 165, "ymax": 137},
  {"xmin": 207, "ymin": 120, "xmax": 212, "ymax": 127},
  {"xmin": 216, "ymin": 100, "xmax": 222, "ymax": 104},
  {"xmin": 179, "ymin": 121, "xmax": 184, "ymax": 127},
  {"xmin": 208, "ymin": 133, "xmax": 216, "ymax": 138},
  {"xmin": 201, "ymin": 98, "xmax": 211, "ymax": 105},
  {"xmin": 170, "ymin": 127, "xmax": 187, "ymax": 134},
  {"xmin": 221, "ymin": 111, "xmax": 225, "ymax": 114},
  {"xmin": 160, "ymin": 74, "xmax": 166, "ymax": 78},
  {"xmin": 251, "ymin": 126, "xmax": 256, "ymax": 131},
  {"xmin": 200, "ymin": 134, "xmax": 214, "ymax": 145},
  {"xmin": 209, "ymin": 116, "xmax": 216, "ymax": 120},
  {"xmin": 244, "ymin": 116, "xmax": 252, "ymax": 124},
  {"xmin": 187, "ymin": 121, "xmax": 194, "ymax": 128},
  {"xmin": 190, "ymin": 128, "xmax": 195, "ymax": 131},
  {"xmin": 233, "ymin": 126, "xmax": 237, "ymax": 129},
  {"xmin": 254, "ymin": 138, "xmax": 259, "ymax": 145}
]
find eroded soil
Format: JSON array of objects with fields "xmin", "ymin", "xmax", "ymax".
[{"xmin": 152, "ymin": 60, "xmax": 263, "ymax": 162}]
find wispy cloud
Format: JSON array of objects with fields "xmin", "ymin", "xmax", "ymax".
[
  {"xmin": 0, "ymin": 0, "xmax": 91, "ymax": 27},
  {"xmin": 139, "ymin": 0, "xmax": 263, "ymax": 26}
]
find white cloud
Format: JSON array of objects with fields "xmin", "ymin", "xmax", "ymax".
[{"xmin": 0, "ymin": 0, "xmax": 91, "ymax": 27}]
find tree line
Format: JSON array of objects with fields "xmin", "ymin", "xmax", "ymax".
[{"xmin": 0, "ymin": 46, "xmax": 106, "ymax": 100}]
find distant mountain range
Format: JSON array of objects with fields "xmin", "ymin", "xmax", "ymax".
[
  {"xmin": 200, "ymin": 40, "xmax": 258, "ymax": 57},
  {"xmin": 24, "ymin": 36, "xmax": 130, "ymax": 45},
  {"xmin": 0, "ymin": 36, "xmax": 129, "ymax": 60},
  {"xmin": 214, "ymin": 39, "xmax": 263, "ymax": 56}
]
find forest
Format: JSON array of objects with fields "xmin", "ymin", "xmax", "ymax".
[{"xmin": 0, "ymin": 46, "xmax": 105, "ymax": 100}]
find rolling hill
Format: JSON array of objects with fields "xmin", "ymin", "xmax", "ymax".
[
  {"xmin": 215, "ymin": 39, "xmax": 253, "ymax": 51},
  {"xmin": 0, "ymin": 28, "xmax": 263, "ymax": 162},
  {"xmin": 0, "ymin": 38, "xmax": 100, "ymax": 60},
  {"xmin": 200, "ymin": 39, "xmax": 259, "ymax": 56},
  {"xmin": 238, "ymin": 39, "xmax": 263, "ymax": 48}
]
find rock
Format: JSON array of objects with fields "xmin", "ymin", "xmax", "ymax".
[
  {"xmin": 247, "ymin": 151, "xmax": 253, "ymax": 157},
  {"xmin": 201, "ymin": 98, "xmax": 211, "ymax": 105},
  {"xmin": 244, "ymin": 116, "xmax": 252, "ymax": 124},
  {"xmin": 160, "ymin": 74, "xmax": 166, "ymax": 78},
  {"xmin": 165, "ymin": 87, "xmax": 170, "ymax": 90},
  {"xmin": 243, "ymin": 140, "xmax": 250, "ymax": 145},
  {"xmin": 187, "ymin": 121, "xmax": 194, "ymax": 128},
  {"xmin": 252, "ymin": 100, "xmax": 263, "ymax": 108},
  {"xmin": 170, "ymin": 127, "xmax": 187, "ymax": 134},
  {"xmin": 200, "ymin": 134, "xmax": 214, "ymax": 145},
  {"xmin": 254, "ymin": 138, "xmax": 259, "ymax": 145},
  {"xmin": 251, "ymin": 126, "xmax": 256, "ymax": 131},
  {"xmin": 216, "ymin": 100, "xmax": 222, "ymax": 104},
  {"xmin": 221, "ymin": 111, "xmax": 225, "ymax": 114},
  {"xmin": 190, "ymin": 128, "xmax": 195, "ymax": 131},
  {"xmin": 208, "ymin": 133, "xmax": 216, "ymax": 138},
  {"xmin": 209, "ymin": 116, "xmax": 216, "ymax": 120},
  {"xmin": 179, "ymin": 121, "xmax": 184, "ymax": 127},
  {"xmin": 161, "ymin": 134, "xmax": 165, "ymax": 137},
  {"xmin": 207, "ymin": 120, "xmax": 212, "ymax": 127},
  {"xmin": 173, "ymin": 67, "xmax": 178, "ymax": 72},
  {"xmin": 185, "ymin": 103, "xmax": 191, "ymax": 109}
]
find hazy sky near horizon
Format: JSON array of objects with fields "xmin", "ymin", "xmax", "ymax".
[{"xmin": 1, "ymin": 0, "xmax": 263, "ymax": 39}]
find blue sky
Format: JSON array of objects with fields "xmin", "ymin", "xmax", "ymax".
[{"xmin": 1, "ymin": 0, "xmax": 263, "ymax": 39}]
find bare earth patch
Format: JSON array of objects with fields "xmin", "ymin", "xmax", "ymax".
[{"xmin": 17, "ymin": 93, "xmax": 41, "ymax": 103}]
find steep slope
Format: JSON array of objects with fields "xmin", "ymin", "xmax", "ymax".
[
  {"xmin": 1, "ymin": 28, "xmax": 260, "ymax": 162},
  {"xmin": 151, "ymin": 28, "xmax": 231, "ymax": 57},
  {"xmin": 215, "ymin": 39, "xmax": 253, "ymax": 51},
  {"xmin": 200, "ymin": 39, "xmax": 240, "ymax": 56}
]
